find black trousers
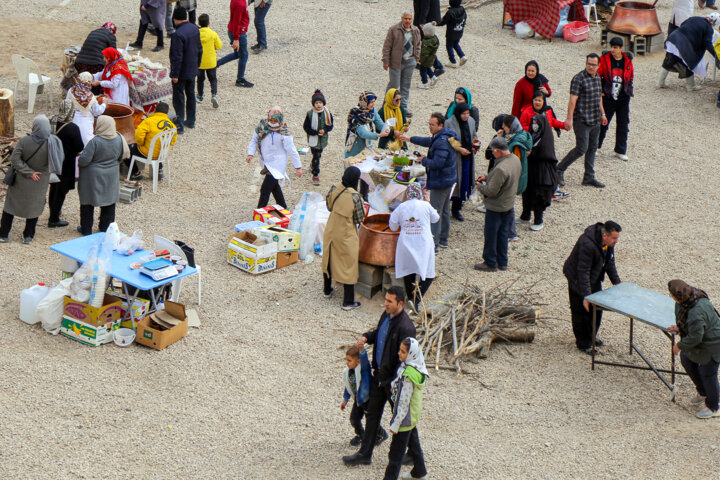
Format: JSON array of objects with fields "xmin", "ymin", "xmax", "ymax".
[
  {"xmin": 451, "ymin": 198, "xmax": 463, "ymax": 214},
  {"xmin": 349, "ymin": 401, "xmax": 367, "ymax": 438},
  {"xmin": 598, "ymin": 95, "xmax": 630, "ymax": 155},
  {"xmin": 0, "ymin": 211, "xmax": 38, "ymax": 239},
  {"xmin": 80, "ymin": 204, "xmax": 116, "ymax": 236},
  {"xmin": 323, "ymin": 248, "xmax": 355, "ymax": 305},
  {"xmin": 197, "ymin": 68, "xmax": 218, "ymax": 97},
  {"xmin": 520, "ymin": 190, "xmax": 545, "ymax": 225},
  {"xmin": 359, "ymin": 379, "xmax": 391, "ymax": 458},
  {"xmin": 172, "ymin": 79, "xmax": 196, "ymax": 130},
  {"xmin": 383, "ymin": 427, "xmax": 427, "ymax": 480},
  {"xmin": 403, "ymin": 274, "xmax": 433, "ymax": 306},
  {"xmin": 569, "ymin": 285, "xmax": 603, "ymax": 350},
  {"xmin": 680, "ymin": 351, "xmax": 720, "ymax": 411},
  {"xmin": 48, "ymin": 182, "xmax": 72, "ymax": 223},
  {"xmin": 310, "ymin": 147, "xmax": 323, "ymax": 177},
  {"xmin": 258, "ymin": 174, "xmax": 287, "ymax": 209}
]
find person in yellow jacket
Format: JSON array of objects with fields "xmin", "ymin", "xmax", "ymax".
[
  {"xmin": 127, "ymin": 102, "xmax": 177, "ymax": 180},
  {"xmin": 197, "ymin": 13, "xmax": 223, "ymax": 108}
]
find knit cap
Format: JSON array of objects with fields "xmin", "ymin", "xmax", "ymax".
[{"xmin": 423, "ymin": 24, "xmax": 436, "ymax": 37}]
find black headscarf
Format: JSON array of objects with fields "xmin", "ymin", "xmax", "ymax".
[
  {"xmin": 454, "ymin": 102, "xmax": 472, "ymax": 152},
  {"xmin": 530, "ymin": 114, "xmax": 557, "ymax": 164},
  {"xmin": 524, "ymin": 60, "xmax": 549, "ymax": 90},
  {"xmin": 342, "ymin": 166, "xmax": 361, "ymax": 191},
  {"xmin": 532, "ymin": 91, "xmax": 561, "ymax": 137},
  {"xmin": 668, "ymin": 279, "xmax": 711, "ymax": 333}
]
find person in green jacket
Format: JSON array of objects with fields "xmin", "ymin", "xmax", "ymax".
[
  {"xmin": 668, "ymin": 279, "xmax": 720, "ymax": 419},
  {"xmin": 417, "ymin": 24, "xmax": 440, "ymax": 89},
  {"xmin": 384, "ymin": 337, "xmax": 428, "ymax": 480}
]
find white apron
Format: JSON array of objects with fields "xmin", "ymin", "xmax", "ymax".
[{"xmin": 389, "ymin": 198, "xmax": 440, "ymax": 280}]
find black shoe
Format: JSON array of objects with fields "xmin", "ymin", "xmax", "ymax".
[
  {"xmin": 579, "ymin": 347, "xmax": 593, "ymax": 355},
  {"xmin": 251, "ymin": 44, "xmax": 267, "ymax": 53},
  {"xmin": 129, "ymin": 41, "xmax": 143, "ymax": 48},
  {"xmin": 77, "ymin": 226, "xmax": 90, "ymax": 235},
  {"xmin": 185, "ymin": 123, "xmax": 195, "ymax": 129},
  {"xmin": 435, "ymin": 68, "xmax": 446, "ymax": 77},
  {"xmin": 474, "ymin": 262, "xmax": 497, "ymax": 272},
  {"xmin": 158, "ymin": 168, "xmax": 165, "ymax": 180},
  {"xmin": 402, "ymin": 453, "xmax": 414, "ymax": 466},
  {"xmin": 152, "ymin": 45, "xmax": 164, "ymax": 52},
  {"xmin": 177, "ymin": 129, "xmax": 185, "ymax": 135},
  {"xmin": 22, "ymin": 236, "xmax": 32, "ymax": 245},
  {"xmin": 250, "ymin": 43, "xmax": 261, "ymax": 50},
  {"xmin": 594, "ymin": 338, "xmax": 605, "ymax": 347},
  {"xmin": 342, "ymin": 452, "xmax": 372, "ymax": 466},
  {"xmin": 557, "ymin": 170, "xmax": 565, "ymax": 186},
  {"xmin": 375, "ymin": 429, "xmax": 389, "ymax": 446},
  {"xmin": 452, "ymin": 211, "xmax": 464, "ymax": 222},
  {"xmin": 498, "ymin": 265, "xmax": 508, "ymax": 271},
  {"xmin": 405, "ymin": 111, "xmax": 413, "ymax": 118},
  {"xmin": 581, "ymin": 178, "xmax": 605, "ymax": 188},
  {"xmin": 349, "ymin": 435, "xmax": 362, "ymax": 447},
  {"xmin": 130, "ymin": 172, "xmax": 144, "ymax": 181},
  {"xmin": 48, "ymin": 220, "xmax": 69, "ymax": 228},
  {"xmin": 235, "ymin": 79, "xmax": 254, "ymax": 88}
]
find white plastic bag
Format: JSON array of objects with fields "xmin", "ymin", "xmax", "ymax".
[
  {"xmin": 289, "ymin": 192, "xmax": 324, "ymax": 263},
  {"xmin": 515, "ymin": 21, "xmax": 534, "ymax": 39},
  {"xmin": 116, "ymin": 229, "xmax": 143, "ymax": 255},
  {"xmin": 104, "ymin": 222, "xmax": 122, "ymax": 250},
  {"xmin": 38, "ymin": 278, "xmax": 73, "ymax": 334},
  {"xmin": 368, "ymin": 185, "xmax": 390, "ymax": 214}
]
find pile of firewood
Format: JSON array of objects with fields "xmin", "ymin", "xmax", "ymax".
[
  {"xmin": 0, "ymin": 137, "xmax": 19, "ymax": 200},
  {"xmin": 416, "ymin": 281, "xmax": 540, "ymax": 375}
]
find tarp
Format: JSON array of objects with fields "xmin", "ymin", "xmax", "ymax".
[{"xmin": 504, "ymin": 0, "xmax": 588, "ymax": 39}]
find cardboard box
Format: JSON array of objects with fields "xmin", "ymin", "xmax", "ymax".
[
  {"xmin": 276, "ymin": 250, "xmax": 299, "ymax": 269},
  {"xmin": 253, "ymin": 205, "xmax": 293, "ymax": 228},
  {"xmin": 235, "ymin": 220, "xmax": 266, "ymax": 233},
  {"xmin": 135, "ymin": 301, "xmax": 188, "ymax": 351},
  {"xmin": 63, "ymin": 295, "xmax": 123, "ymax": 326},
  {"xmin": 106, "ymin": 291, "xmax": 151, "ymax": 328},
  {"xmin": 60, "ymin": 315, "xmax": 119, "ymax": 346},
  {"xmin": 227, "ymin": 231, "xmax": 277, "ymax": 274},
  {"xmin": 252, "ymin": 225, "xmax": 300, "ymax": 252}
]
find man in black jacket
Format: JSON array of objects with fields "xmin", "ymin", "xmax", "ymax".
[
  {"xmin": 170, "ymin": 6, "xmax": 202, "ymax": 135},
  {"xmin": 563, "ymin": 221, "xmax": 622, "ymax": 353},
  {"xmin": 343, "ymin": 286, "xmax": 416, "ymax": 466}
]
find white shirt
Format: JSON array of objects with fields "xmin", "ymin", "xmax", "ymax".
[
  {"xmin": 671, "ymin": 0, "xmax": 693, "ymax": 27},
  {"xmin": 389, "ymin": 198, "xmax": 439, "ymax": 280},
  {"xmin": 93, "ymin": 72, "xmax": 130, "ymax": 106},
  {"xmin": 247, "ymin": 131, "xmax": 302, "ymax": 186},
  {"xmin": 66, "ymin": 90, "xmax": 107, "ymax": 146}
]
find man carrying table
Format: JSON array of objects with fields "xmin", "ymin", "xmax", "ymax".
[{"xmin": 563, "ymin": 221, "xmax": 622, "ymax": 354}]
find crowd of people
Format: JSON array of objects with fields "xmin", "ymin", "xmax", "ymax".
[{"xmin": 3, "ymin": 1, "xmax": 720, "ymax": 478}]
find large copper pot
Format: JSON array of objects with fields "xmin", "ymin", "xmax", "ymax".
[
  {"xmin": 100, "ymin": 101, "xmax": 136, "ymax": 145},
  {"xmin": 607, "ymin": 1, "xmax": 662, "ymax": 36},
  {"xmin": 358, "ymin": 214, "xmax": 400, "ymax": 267}
]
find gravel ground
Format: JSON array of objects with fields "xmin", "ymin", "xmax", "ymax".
[{"xmin": 1, "ymin": 1, "xmax": 719, "ymax": 478}]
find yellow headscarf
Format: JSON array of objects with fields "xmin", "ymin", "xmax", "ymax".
[{"xmin": 383, "ymin": 88, "xmax": 404, "ymax": 132}]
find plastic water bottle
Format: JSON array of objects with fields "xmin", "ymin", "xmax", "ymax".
[{"xmin": 20, "ymin": 283, "xmax": 51, "ymax": 325}]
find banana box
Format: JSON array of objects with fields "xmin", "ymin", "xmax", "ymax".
[
  {"xmin": 251, "ymin": 225, "xmax": 300, "ymax": 252},
  {"xmin": 252, "ymin": 205, "xmax": 293, "ymax": 229},
  {"xmin": 227, "ymin": 231, "xmax": 277, "ymax": 275},
  {"xmin": 105, "ymin": 291, "xmax": 152, "ymax": 328},
  {"xmin": 60, "ymin": 315, "xmax": 120, "ymax": 346}
]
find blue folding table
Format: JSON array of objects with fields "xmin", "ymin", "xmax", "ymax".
[
  {"xmin": 50, "ymin": 233, "xmax": 197, "ymax": 330},
  {"xmin": 585, "ymin": 282, "xmax": 687, "ymax": 401}
]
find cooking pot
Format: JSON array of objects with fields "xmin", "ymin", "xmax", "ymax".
[
  {"xmin": 99, "ymin": 101, "xmax": 137, "ymax": 145},
  {"xmin": 607, "ymin": 1, "xmax": 662, "ymax": 36},
  {"xmin": 358, "ymin": 214, "xmax": 399, "ymax": 267}
]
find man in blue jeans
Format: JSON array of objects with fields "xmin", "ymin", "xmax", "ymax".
[
  {"xmin": 217, "ymin": 0, "xmax": 253, "ymax": 87},
  {"xmin": 251, "ymin": 0, "xmax": 272, "ymax": 53},
  {"xmin": 474, "ymin": 137, "xmax": 521, "ymax": 272},
  {"xmin": 170, "ymin": 6, "xmax": 203, "ymax": 134}
]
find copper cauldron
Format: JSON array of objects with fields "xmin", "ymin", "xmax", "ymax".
[
  {"xmin": 607, "ymin": 1, "xmax": 662, "ymax": 36},
  {"xmin": 100, "ymin": 101, "xmax": 136, "ymax": 145},
  {"xmin": 358, "ymin": 214, "xmax": 400, "ymax": 267}
]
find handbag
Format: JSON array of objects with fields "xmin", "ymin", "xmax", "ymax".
[{"xmin": 2, "ymin": 141, "xmax": 45, "ymax": 186}]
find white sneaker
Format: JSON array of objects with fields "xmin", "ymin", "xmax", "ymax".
[
  {"xmin": 417, "ymin": 82, "xmax": 429, "ymax": 90},
  {"xmin": 530, "ymin": 223, "xmax": 544, "ymax": 231},
  {"xmin": 401, "ymin": 473, "xmax": 428, "ymax": 480},
  {"xmin": 476, "ymin": 205, "xmax": 486, "ymax": 213},
  {"xmin": 615, "ymin": 153, "xmax": 629, "ymax": 161},
  {"xmin": 429, "ymin": 76, "xmax": 437, "ymax": 87},
  {"xmin": 459, "ymin": 56, "xmax": 468, "ymax": 66},
  {"xmin": 447, "ymin": 62, "xmax": 458, "ymax": 69}
]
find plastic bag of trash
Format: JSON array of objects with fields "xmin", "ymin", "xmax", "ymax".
[
  {"xmin": 37, "ymin": 278, "xmax": 73, "ymax": 335},
  {"xmin": 289, "ymin": 192, "xmax": 324, "ymax": 263},
  {"xmin": 116, "ymin": 230, "xmax": 143, "ymax": 255},
  {"xmin": 368, "ymin": 185, "xmax": 390, "ymax": 214},
  {"xmin": 515, "ymin": 21, "xmax": 534, "ymax": 39}
]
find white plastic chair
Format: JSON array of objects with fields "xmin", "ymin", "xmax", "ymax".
[
  {"xmin": 154, "ymin": 235, "xmax": 201, "ymax": 306},
  {"xmin": 584, "ymin": 0, "xmax": 599, "ymax": 26},
  {"xmin": 12, "ymin": 54, "xmax": 53, "ymax": 114},
  {"xmin": 127, "ymin": 128, "xmax": 177, "ymax": 193}
]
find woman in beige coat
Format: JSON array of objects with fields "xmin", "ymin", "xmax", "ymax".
[{"xmin": 322, "ymin": 166, "xmax": 365, "ymax": 311}]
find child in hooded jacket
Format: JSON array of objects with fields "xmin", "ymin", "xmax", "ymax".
[
  {"xmin": 436, "ymin": 0, "xmax": 467, "ymax": 67},
  {"xmin": 303, "ymin": 89, "xmax": 333, "ymax": 185},
  {"xmin": 341, "ymin": 345, "xmax": 387, "ymax": 447},
  {"xmin": 418, "ymin": 24, "xmax": 440, "ymax": 89},
  {"xmin": 383, "ymin": 337, "xmax": 429, "ymax": 480}
]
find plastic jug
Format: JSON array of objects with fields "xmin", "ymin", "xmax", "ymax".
[{"xmin": 20, "ymin": 283, "xmax": 51, "ymax": 325}]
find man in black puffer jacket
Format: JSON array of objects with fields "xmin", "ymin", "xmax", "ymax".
[
  {"xmin": 75, "ymin": 24, "xmax": 117, "ymax": 75},
  {"xmin": 563, "ymin": 221, "xmax": 622, "ymax": 353}
]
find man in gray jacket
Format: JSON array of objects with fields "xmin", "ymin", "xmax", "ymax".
[
  {"xmin": 382, "ymin": 10, "xmax": 421, "ymax": 115},
  {"xmin": 474, "ymin": 137, "xmax": 521, "ymax": 272}
]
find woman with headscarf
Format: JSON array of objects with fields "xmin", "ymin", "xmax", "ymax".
[
  {"xmin": 74, "ymin": 22, "xmax": 118, "ymax": 76},
  {"xmin": 389, "ymin": 182, "xmax": 439, "ymax": 314},
  {"xmin": 658, "ymin": 13, "xmax": 720, "ymax": 90},
  {"xmin": 77, "ymin": 115, "xmax": 130, "ymax": 235},
  {"xmin": 519, "ymin": 91, "xmax": 566, "ymax": 132},
  {"xmin": 92, "ymin": 47, "xmax": 132, "ymax": 106},
  {"xmin": 444, "ymin": 102, "xmax": 478, "ymax": 221},
  {"xmin": 246, "ymin": 106, "xmax": 302, "ymax": 209},
  {"xmin": 377, "ymin": 88, "xmax": 409, "ymax": 150},
  {"xmin": 667, "ymin": 280, "xmax": 720, "ymax": 419},
  {"xmin": 519, "ymin": 115, "xmax": 558, "ymax": 231},
  {"xmin": 1, "ymin": 116, "xmax": 55, "ymax": 244},
  {"xmin": 67, "ymin": 72, "xmax": 107, "ymax": 146},
  {"xmin": 322, "ymin": 166, "xmax": 365, "ymax": 311},
  {"xmin": 344, "ymin": 91, "xmax": 389, "ymax": 158},
  {"xmin": 511, "ymin": 60, "xmax": 552, "ymax": 119},
  {"xmin": 445, "ymin": 87, "xmax": 479, "ymax": 132},
  {"xmin": 48, "ymin": 100, "xmax": 85, "ymax": 228}
]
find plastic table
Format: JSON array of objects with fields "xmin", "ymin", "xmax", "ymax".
[
  {"xmin": 585, "ymin": 282, "xmax": 687, "ymax": 401},
  {"xmin": 50, "ymin": 233, "xmax": 197, "ymax": 329}
]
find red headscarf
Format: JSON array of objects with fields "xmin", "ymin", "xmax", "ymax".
[{"xmin": 101, "ymin": 47, "xmax": 133, "ymax": 99}]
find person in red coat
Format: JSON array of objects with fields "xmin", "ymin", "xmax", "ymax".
[
  {"xmin": 597, "ymin": 37, "xmax": 634, "ymax": 161},
  {"xmin": 511, "ymin": 60, "xmax": 551, "ymax": 119},
  {"xmin": 519, "ymin": 91, "xmax": 566, "ymax": 132}
]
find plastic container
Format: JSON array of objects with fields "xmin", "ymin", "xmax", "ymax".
[
  {"xmin": 563, "ymin": 21, "xmax": 590, "ymax": 43},
  {"xmin": 113, "ymin": 328, "xmax": 136, "ymax": 347},
  {"xmin": 20, "ymin": 283, "xmax": 51, "ymax": 325}
]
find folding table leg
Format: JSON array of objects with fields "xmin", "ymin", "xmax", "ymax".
[
  {"xmin": 121, "ymin": 283, "xmax": 142, "ymax": 331},
  {"xmin": 591, "ymin": 306, "xmax": 597, "ymax": 370},
  {"xmin": 629, "ymin": 318, "xmax": 634, "ymax": 355}
]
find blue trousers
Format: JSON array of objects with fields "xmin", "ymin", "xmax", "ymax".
[
  {"xmin": 483, "ymin": 209, "xmax": 513, "ymax": 268},
  {"xmin": 217, "ymin": 30, "xmax": 248, "ymax": 82},
  {"xmin": 446, "ymin": 39, "xmax": 465, "ymax": 63},
  {"xmin": 419, "ymin": 66, "xmax": 435, "ymax": 83},
  {"xmin": 254, "ymin": 2, "xmax": 271, "ymax": 47}
]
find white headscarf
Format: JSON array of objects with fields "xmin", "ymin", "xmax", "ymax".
[{"xmin": 391, "ymin": 338, "xmax": 429, "ymax": 392}]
